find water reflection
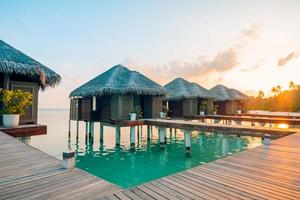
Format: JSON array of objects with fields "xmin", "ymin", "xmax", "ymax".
[
  {"xmin": 73, "ymin": 126, "xmax": 262, "ymax": 188},
  {"xmin": 17, "ymin": 109, "xmax": 264, "ymax": 189}
]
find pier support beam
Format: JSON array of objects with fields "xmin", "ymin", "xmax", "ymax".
[
  {"xmin": 76, "ymin": 121, "xmax": 79, "ymax": 138},
  {"xmin": 116, "ymin": 126, "xmax": 121, "ymax": 146},
  {"xmin": 159, "ymin": 127, "xmax": 166, "ymax": 148},
  {"xmin": 147, "ymin": 125, "xmax": 152, "ymax": 141},
  {"xmin": 184, "ymin": 130, "xmax": 191, "ymax": 155},
  {"xmin": 130, "ymin": 126, "xmax": 135, "ymax": 145},
  {"xmin": 89, "ymin": 122, "xmax": 94, "ymax": 139},
  {"xmin": 198, "ymin": 131, "xmax": 204, "ymax": 146},
  {"xmin": 100, "ymin": 123, "xmax": 104, "ymax": 142},
  {"xmin": 263, "ymin": 134, "xmax": 271, "ymax": 145},
  {"xmin": 222, "ymin": 135, "xmax": 229, "ymax": 156},
  {"xmin": 85, "ymin": 121, "xmax": 89, "ymax": 135}
]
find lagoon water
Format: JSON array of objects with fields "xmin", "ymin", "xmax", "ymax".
[{"xmin": 19, "ymin": 109, "xmax": 262, "ymax": 188}]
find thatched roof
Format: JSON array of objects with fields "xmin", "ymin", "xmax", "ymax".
[
  {"xmin": 70, "ymin": 64, "xmax": 167, "ymax": 97},
  {"xmin": 164, "ymin": 78, "xmax": 213, "ymax": 101},
  {"xmin": 0, "ymin": 40, "xmax": 61, "ymax": 89},
  {"xmin": 209, "ymin": 84, "xmax": 249, "ymax": 101}
]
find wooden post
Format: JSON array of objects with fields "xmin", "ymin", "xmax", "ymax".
[
  {"xmin": 85, "ymin": 121, "xmax": 89, "ymax": 135},
  {"xmin": 237, "ymin": 136, "xmax": 242, "ymax": 150},
  {"xmin": 68, "ymin": 119, "xmax": 71, "ymax": 137},
  {"xmin": 76, "ymin": 121, "xmax": 79, "ymax": 138},
  {"xmin": 198, "ymin": 131, "xmax": 204, "ymax": 146},
  {"xmin": 147, "ymin": 125, "xmax": 151, "ymax": 141},
  {"xmin": 159, "ymin": 128, "xmax": 165, "ymax": 148},
  {"xmin": 116, "ymin": 126, "xmax": 121, "ymax": 146},
  {"xmin": 100, "ymin": 123, "xmax": 104, "ymax": 142},
  {"xmin": 263, "ymin": 134, "xmax": 271, "ymax": 145},
  {"xmin": 184, "ymin": 130, "xmax": 191, "ymax": 155},
  {"xmin": 251, "ymin": 122, "xmax": 255, "ymax": 126},
  {"xmin": 130, "ymin": 126, "xmax": 135, "ymax": 145},
  {"xmin": 89, "ymin": 122, "xmax": 94, "ymax": 139},
  {"xmin": 62, "ymin": 151, "xmax": 75, "ymax": 169},
  {"xmin": 222, "ymin": 135, "xmax": 229, "ymax": 156}
]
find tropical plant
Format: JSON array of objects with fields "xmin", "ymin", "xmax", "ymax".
[
  {"xmin": 133, "ymin": 105, "xmax": 143, "ymax": 120},
  {"xmin": 162, "ymin": 105, "xmax": 170, "ymax": 116},
  {"xmin": 212, "ymin": 104, "xmax": 219, "ymax": 113},
  {"xmin": 258, "ymin": 90, "xmax": 264, "ymax": 99},
  {"xmin": 289, "ymin": 81, "xmax": 296, "ymax": 90},
  {"xmin": 199, "ymin": 101, "xmax": 208, "ymax": 112},
  {"xmin": 271, "ymin": 87, "xmax": 278, "ymax": 96},
  {"xmin": 276, "ymin": 85, "xmax": 282, "ymax": 94},
  {"xmin": 0, "ymin": 89, "xmax": 32, "ymax": 115}
]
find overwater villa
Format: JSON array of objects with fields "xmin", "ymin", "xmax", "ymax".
[
  {"xmin": 164, "ymin": 78, "xmax": 213, "ymax": 118},
  {"xmin": 69, "ymin": 64, "xmax": 167, "ymax": 124},
  {"xmin": 209, "ymin": 84, "xmax": 249, "ymax": 115},
  {"xmin": 0, "ymin": 40, "xmax": 61, "ymax": 126}
]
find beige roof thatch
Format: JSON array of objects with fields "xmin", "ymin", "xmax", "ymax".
[
  {"xmin": 70, "ymin": 64, "xmax": 167, "ymax": 98},
  {"xmin": 209, "ymin": 84, "xmax": 249, "ymax": 101},
  {"xmin": 0, "ymin": 40, "xmax": 61, "ymax": 89},
  {"xmin": 164, "ymin": 78, "xmax": 213, "ymax": 101}
]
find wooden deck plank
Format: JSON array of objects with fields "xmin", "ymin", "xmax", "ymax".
[
  {"xmin": 107, "ymin": 130, "xmax": 300, "ymax": 200},
  {"xmin": 0, "ymin": 131, "xmax": 121, "ymax": 200}
]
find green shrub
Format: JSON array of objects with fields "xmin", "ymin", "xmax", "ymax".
[{"xmin": 0, "ymin": 89, "xmax": 32, "ymax": 115}]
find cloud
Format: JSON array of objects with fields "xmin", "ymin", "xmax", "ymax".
[
  {"xmin": 123, "ymin": 24, "xmax": 261, "ymax": 86},
  {"xmin": 278, "ymin": 52, "xmax": 299, "ymax": 66},
  {"xmin": 241, "ymin": 60, "xmax": 264, "ymax": 72},
  {"xmin": 241, "ymin": 24, "xmax": 262, "ymax": 39}
]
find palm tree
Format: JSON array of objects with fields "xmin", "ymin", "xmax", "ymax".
[
  {"xmin": 271, "ymin": 87, "xmax": 278, "ymax": 96},
  {"xmin": 289, "ymin": 81, "xmax": 296, "ymax": 90},
  {"xmin": 258, "ymin": 90, "xmax": 264, "ymax": 99},
  {"xmin": 276, "ymin": 85, "xmax": 282, "ymax": 94}
]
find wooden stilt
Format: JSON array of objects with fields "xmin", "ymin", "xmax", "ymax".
[
  {"xmin": 147, "ymin": 125, "xmax": 151, "ymax": 141},
  {"xmin": 222, "ymin": 135, "xmax": 229, "ymax": 156},
  {"xmin": 184, "ymin": 130, "xmax": 191, "ymax": 155},
  {"xmin": 100, "ymin": 123, "xmax": 104, "ymax": 142},
  {"xmin": 76, "ymin": 121, "xmax": 79, "ymax": 139},
  {"xmin": 130, "ymin": 126, "xmax": 135, "ymax": 145},
  {"xmin": 116, "ymin": 126, "xmax": 120, "ymax": 146}
]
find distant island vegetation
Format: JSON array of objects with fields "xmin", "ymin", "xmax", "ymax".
[{"xmin": 248, "ymin": 81, "xmax": 300, "ymax": 112}]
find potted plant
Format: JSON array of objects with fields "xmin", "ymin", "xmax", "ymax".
[
  {"xmin": 160, "ymin": 105, "xmax": 169, "ymax": 119},
  {"xmin": 199, "ymin": 101, "xmax": 207, "ymax": 116},
  {"xmin": 212, "ymin": 104, "xmax": 218, "ymax": 115},
  {"xmin": 0, "ymin": 89, "xmax": 32, "ymax": 127},
  {"xmin": 237, "ymin": 105, "xmax": 242, "ymax": 115},
  {"xmin": 129, "ymin": 105, "xmax": 143, "ymax": 121}
]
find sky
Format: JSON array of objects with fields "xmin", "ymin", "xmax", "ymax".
[{"xmin": 0, "ymin": 0, "xmax": 299, "ymax": 108}]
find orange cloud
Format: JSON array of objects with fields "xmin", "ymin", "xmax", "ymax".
[{"xmin": 278, "ymin": 52, "xmax": 299, "ymax": 67}]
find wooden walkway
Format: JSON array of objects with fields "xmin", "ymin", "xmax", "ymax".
[
  {"xmin": 0, "ymin": 131, "xmax": 121, "ymax": 200},
  {"xmin": 105, "ymin": 132, "xmax": 300, "ymax": 200},
  {"xmin": 185, "ymin": 114, "xmax": 300, "ymax": 125},
  {"xmin": 145, "ymin": 119, "xmax": 296, "ymax": 139}
]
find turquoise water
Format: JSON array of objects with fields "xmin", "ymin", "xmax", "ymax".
[{"xmin": 19, "ymin": 109, "xmax": 262, "ymax": 189}]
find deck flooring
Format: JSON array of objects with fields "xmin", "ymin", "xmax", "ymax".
[
  {"xmin": 0, "ymin": 131, "xmax": 121, "ymax": 200},
  {"xmin": 145, "ymin": 119, "xmax": 296, "ymax": 138},
  {"xmin": 105, "ymin": 132, "xmax": 300, "ymax": 200},
  {"xmin": 185, "ymin": 114, "xmax": 300, "ymax": 125}
]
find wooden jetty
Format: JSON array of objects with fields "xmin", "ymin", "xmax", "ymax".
[
  {"xmin": 105, "ymin": 132, "xmax": 300, "ymax": 199},
  {"xmin": 0, "ymin": 124, "xmax": 47, "ymax": 137},
  {"xmin": 145, "ymin": 119, "xmax": 295, "ymax": 139},
  {"xmin": 185, "ymin": 114, "xmax": 300, "ymax": 125},
  {"xmin": 0, "ymin": 131, "xmax": 121, "ymax": 200},
  {"xmin": 243, "ymin": 113, "xmax": 300, "ymax": 119}
]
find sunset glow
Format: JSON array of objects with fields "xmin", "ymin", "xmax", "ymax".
[{"xmin": 0, "ymin": 1, "xmax": 299, "ymax": 108}]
